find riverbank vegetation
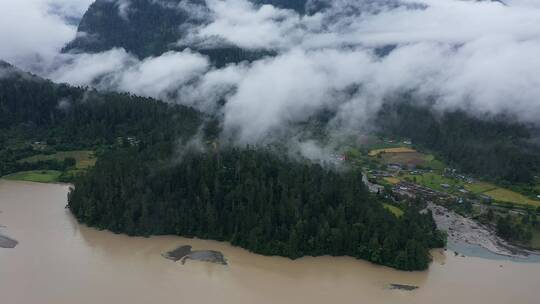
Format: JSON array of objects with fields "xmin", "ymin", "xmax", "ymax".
[{"xmin": 3, "ymin": 170, "xmax": 62, "ymax": 183}]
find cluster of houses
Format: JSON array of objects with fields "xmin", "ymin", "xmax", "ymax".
[
  {"xmin": 443, "ymin": 168, "xmax": 475, "ymax": 184},
  {"xmin": 366, "ymin": 165, "xmax": 487, "ymax": 205},
  {"xmin": 326, "ymin": 154, "xmax": 348, "ymax": 165},
  {"xmin": 390, "ymin": 181, "xmax": 453, "ymax": 203},
  {"xmin": 382, "ymin": 138, "xmax": 413, "ymax": 146},
  {"xmin": 31, "ymin": 141, "xmax": 48, "ymax": 151},
  {"xmin": 116, "ymin": 136, "xmax": 140, "ymax": 147},
  {"xmin": 369, "ymin": 170, "xmax": 393, "ymax": 178}
]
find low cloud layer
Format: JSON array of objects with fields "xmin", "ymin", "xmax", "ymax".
[
  {"xmin": 0, "ymin": 0, "xmax": 93, "ymax": 67},
  {"xmin": 2, "ymin": 0, "xmax": 540, "ymax": 145}
]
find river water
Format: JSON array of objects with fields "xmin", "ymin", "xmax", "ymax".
[{"xmin": 1, "ymin": 180, "xmax": 539, "ymax": 304}]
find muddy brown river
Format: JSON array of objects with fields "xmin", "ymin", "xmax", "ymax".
[{"xmin": 1, "ymin": 180, "xmax": 539, "ymax": 304}]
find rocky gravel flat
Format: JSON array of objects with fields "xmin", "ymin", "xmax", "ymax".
[{"xmin": 428, "ymin": 203, "xmax": 529, "ymax": 258}]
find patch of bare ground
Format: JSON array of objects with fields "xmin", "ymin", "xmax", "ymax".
[{"xmin": 427, "ymin": 203, "xmax": 533, "ymax": 258}]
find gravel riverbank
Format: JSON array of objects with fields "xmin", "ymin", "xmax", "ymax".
[{"xmin": 427, "ymin": 203, "xmax": 531, "ymax": 258}]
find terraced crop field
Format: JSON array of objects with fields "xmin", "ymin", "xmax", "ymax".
[
  {"xmin": 464, "ymin": 182, "xmax": 498, "ymax": 194},
  {"xmin": 18, "ymin": 150, "xmax": 96, "ymax": 169},
  {"xmin": 383, "ymin": 203, "xmax": 404, "ymax": 217},
  {"xmin": 483, "ymin": 188, "xmax": 540, "ymax": 207},
  {"xmin": 369, "ymin": 148, "xmax": 445, "ymax": 170},
  {"xmin": 383, "ymin": 177, "xmax": 401, "ymax": 185},
  {"xmin": 380, "ymin": 152, "xmax": 427, "ymax": 166},
  {"xmin": 403, "ymin": 172, "xmax": 462, "ymax": 192},
  {"xmin": 368, "ymin": 147, "xmax": 416, "ymax": 156},
  {"xmin": 462, "ymin": 180, "xmax": 540, "ymax": 207}
]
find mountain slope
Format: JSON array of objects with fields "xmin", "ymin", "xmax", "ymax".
[
  {"xmin": 0, "ymin": 60, "xmax": 202, "ymax": 147},
  {"xmin": 62, "ymin": 0, "xmax": 306, "ymax": 65}
]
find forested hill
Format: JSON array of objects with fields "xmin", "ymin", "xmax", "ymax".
[
  {"xmin": 63, "ymin": 0, "xmax": 309, "ymax": 64},
  {"xmin": 0, "ymin": 60, "xmax": 201, "ymax": 142},
  {"xmin": 376, "ymin": 102, "xmax": 540, "ymax": 184},
  {"xmin": 0, "ymin": 60, "xmax": 202, "ymax": 176},
  {"xmin": 69, "ymin": 147, "xmax": 446, "ymax": 270}
]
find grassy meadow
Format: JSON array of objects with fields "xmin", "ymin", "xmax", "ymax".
[
  {"xmin": 3, "ymin": 170, "xmax": 62, "ymax": 183},
  {"xmin": 18, "ymin": 150, "xmax": 96, "ymax": 169},
  {"xmin": 383, "ymin": 203, "xmax": 404, "ymax": 217}
]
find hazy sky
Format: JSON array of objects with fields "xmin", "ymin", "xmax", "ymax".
[{"xmin": 2, "ymin": 0, "xmax": 540, "ymax": 143}]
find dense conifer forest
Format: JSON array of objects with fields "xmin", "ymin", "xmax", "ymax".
[
  {"xmin": 68, "ymin": 147, "xmax": 446, "ymax": 270},
  {"xmin": 0, "ymin": 62, "xmax": 201, "ymax": 176}
]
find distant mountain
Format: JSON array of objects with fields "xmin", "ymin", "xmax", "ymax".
[
  {"xmin": 64, "ymin": 0, "xmax": 205, "ymax": 58},
  {"xmin": 0, "ymin": 60, "xmax": 10, "ymax": 68},
  {"xmin": 62, "ymin": 0, "xmax": 429, "ymax": 65},
  {"xmin": 63, "ymin": 0, "xmax": 310, "ymax": 66}
]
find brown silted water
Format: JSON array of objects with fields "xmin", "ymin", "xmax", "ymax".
[{"xmin": 1, "ymin": 179, "xmax": 539, "ymax": 304}]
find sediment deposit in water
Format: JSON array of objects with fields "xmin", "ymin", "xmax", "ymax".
[
  {"xmin": 162, "ymin": 245, "xmax": 227, "ymax": 265},
  {"xmin": 0, "ymin": 234, "xmax": 18, "ymax": 248},
  {"xmin": 428, "ymin": 203, "xmax": 529, "ymax": 257}
]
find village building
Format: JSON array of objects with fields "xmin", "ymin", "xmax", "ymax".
[{"xmin": 387, "ymin": 163, "xmax": 402, "ymax": 171}]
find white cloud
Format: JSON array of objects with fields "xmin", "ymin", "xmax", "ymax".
[
  {"xmin": 116, "ymin": 50, "xmax": 210, "ymax": 99},
  {"xmin": 3, "ymin": 0, "xmax": 540, "ymax": 144},
  {"xmin": 0, "ymin": 0, "xmax": 93, "ymax": 67},
  {"xmin": 221, "ymin": 48, "xmax": 374, "ymax": 142},
  {"xmin": 48, "ymin": 49, "xmax": 211, "ymax": 103},
  {"xmin": 185, "ymin": 0, "xmax": 309, "ymax": 50},
  {"xmin": 115, "ymin": 0, "xmax": 133, "ymax": 20},
  {"xmin": 178, "ymin": 63, "xmax": 248, "ymax": 112},
  {"xmin": 48, "ymin": 48, "xmax": 137, "ymax": 86}
]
